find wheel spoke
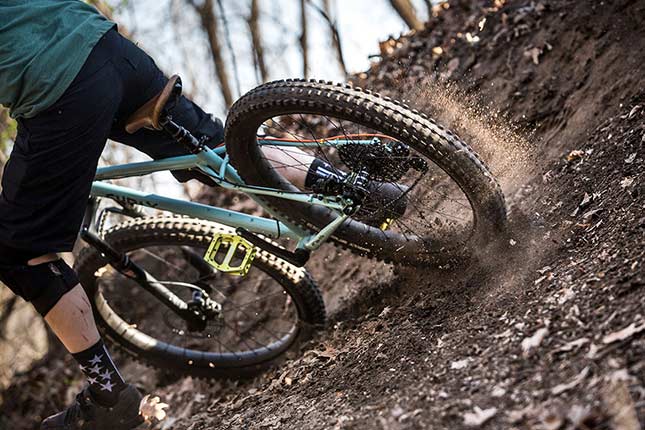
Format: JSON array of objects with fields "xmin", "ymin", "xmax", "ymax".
[{"xmin": 91, "ymin": 242, "xmax": 305, "ymax": 363}]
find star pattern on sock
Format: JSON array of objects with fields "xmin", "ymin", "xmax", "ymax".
[
  {"xmin": 100, "ymin": 369, "xmax": 113, "ymax": 380},
  {"xmin": 89, "ymin": 354, "xmax": 103, "ymax": 365},
  {"xmin": 73, "ymin": 341, "xmax": 127, "ymax": 402},
  {"xmin": 88, "ymin": 364, "xmax": 103, "ymax": 374},
  {"xmin": 100, "ymin": 381, "xmax": 115, "ymax": 392}
]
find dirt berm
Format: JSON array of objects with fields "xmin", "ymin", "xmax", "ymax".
[
  {"xmin": 2, "ymin": 0, "xmax": 644, "ymax": 429},
  {"xmin": 146, "ymin": 1, "xmax": 645, "ymax": 428}
]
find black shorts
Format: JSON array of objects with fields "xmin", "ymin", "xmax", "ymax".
[{"xmin": 0, "ymin": 28, "xmax": 224, "ymax": 258}]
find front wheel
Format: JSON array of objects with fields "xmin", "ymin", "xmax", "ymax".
[
  {"xmin": 74, "ymin": 216, "xmax": 326, "ymax": 379},
  {"xmin": 225, "ymin": 80, "xmax": 508, "ymax": 265}
]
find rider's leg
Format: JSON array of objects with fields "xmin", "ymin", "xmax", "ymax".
[
  {"xmin": 261, "ymin": 145, "xmax": 316, "ymax": 189},
  {"xmin": 0, "ymin": 247, "xmax": 128, "ymax": 406},
  {"xmin": 26, "ymin": 254, "xmax": 101, "ymax": 353},
  {"xmin": 261, "ymin": 145, "xmax": 409, "ymax": 223},
  {"xmin": 44, "ymin": 284, "xmax": 101, "ymax": 352},
  {"xmin": 0, "ymin": 28, "xmax": 144, "ymax": 428}
]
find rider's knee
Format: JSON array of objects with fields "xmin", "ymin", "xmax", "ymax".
[{"xmin": 0, "ymin": 244, "xmax": 79, "ymax": 317}]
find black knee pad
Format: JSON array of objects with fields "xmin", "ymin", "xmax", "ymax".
[{"xmin": 0, "ymin": 259, "xmax": 80, "ymax": 316}]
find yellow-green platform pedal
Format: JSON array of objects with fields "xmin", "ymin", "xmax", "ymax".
[
  {"xmin": 203, "ymin": 234, "xmax": 256, "ymax": 276},
  {"xmin": 379, "ymin": 218, "xmax": 394, "ymax": 231}
]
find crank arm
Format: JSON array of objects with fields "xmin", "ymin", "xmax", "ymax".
[
  {"xmin": 179, "ymin": 246, "xmax": 216, "ymax": 292},
  {"xmin": 81, "ymin": 229, "xmax": 195, "ymax": 322},
  {"xmin": 236, "ymin": 228, "xmax": 310, "ymax": 267}
]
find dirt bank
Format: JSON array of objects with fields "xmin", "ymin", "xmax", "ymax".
[
  {"xmin": 155, "ymin": 1, "xmax": 644, "ymax": 428},
  {"xmin": 2, "ymin": 0, "xmax": 643, "ymax": 429}
]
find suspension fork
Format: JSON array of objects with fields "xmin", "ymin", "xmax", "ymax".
[{"xmin": 80, "ymin": 229, "xmax": 210, "ymax": 330}]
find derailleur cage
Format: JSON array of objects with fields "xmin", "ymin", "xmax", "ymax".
[
  {"xmin": 310, "ymin": 170, "xmax": 369, "ymax": 215},
  {"xmin": 338, "ymin": 138, "xmax": 428, "ymax": 182}
]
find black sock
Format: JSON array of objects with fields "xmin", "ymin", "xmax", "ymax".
[
  {"xmin": 72, "ymin": 339, "xmax": 127, "ymax": 406},
  {"xmin": 304, "ymin": 158, "xmax": 346, "ymax": 189}
]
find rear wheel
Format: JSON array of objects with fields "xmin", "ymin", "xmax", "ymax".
[
  {"xmin": 74, "ymin": 216, "xmax": 325, "ymax": 378},
  {"xmin": 225, "ymin": 80, "xmax": 508, "ymax": 265}
]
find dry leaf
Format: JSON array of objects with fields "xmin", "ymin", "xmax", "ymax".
[
  {"xmin": 451, "ymin": 358, "xmax": 470, "ymax": 370},
  {"xmin": 566, "ymin": 149, "xmax": 584, "ymax": 162},
  {"xmin": 540, "ymin": 412, "xmax": 564, "ymax": 430},
  {"xmin": 140, "ymin": 395, "xmax": 169, "ymax": 422},
  {"xmin": 620, "ymin": 177, "xmax": 634, "ymax": 188},
  {"xmin": 586, "ymin": 343, "xmax": 600, "ymax": 359},
  {"xmin": 478, "ymin": 17, "xmax": 487, "ymax": 31},
  {"xmin": 627, "ymin": 105, "xmax": 642, "ymax": 118},
  {"xmin": 379, "ymin": 306, "xmax": 392, "ymax": 318},
  {"xmin": 552, "ymin": 367, "xmax": 589, "ymax": 395},
  {"xmin": 310, "ymin": 345, "xmax": 342, "ymax": 361},
  {"xmin": 463, "ymin": 406, "xmax": 498, "ymax": 427},
  {"xmin": 602, "ymin": 322, "xmax": 645, "ymax": 344},
  {"xmin": 554, "ymin": 337, "xmax": 589, "ymax": 353},
  {"xmin": 557, "ymin": 287, "xmax": 575, "ymax": 304},
  {"xmin": 491, "ymin": 386, "xmax": 506, "ymax": 397},
  {"xmin": 521, "ymin": 326, "xmax": 549, "ymax": 356},
  {"xmin": 524, "ymin": 47, "xmax": 542, "ymax": 64}
]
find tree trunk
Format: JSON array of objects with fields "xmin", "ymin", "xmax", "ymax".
[
  {"xmin": 321, "ymin": 0, "xmax": 348, "ymax": 76},
  {"xmin": 423, "ymin": 0, "xmax": 433, "ymax": 19},
  {"xmin": 299, "ymin": 0, "xmax": 309, "ymax": 79},
  {"xmin": 248, "ymin": 0, "xmax": 269, "ymax": 82},
  {"xmin": 388, "ymin": 0, "xmax": 424, "ymax": 31},
  {"xmin": 190, "ymin": 0, "xmax": 234, "ymax": 107},
  {"xmin": 87, "ymin": 0, "xmax": 133, "ymax": 39}
]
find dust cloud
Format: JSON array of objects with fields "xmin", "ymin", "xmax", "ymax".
[{"xmin": 402, "ymin": 78, "xmax": 537, "ymax": 195}]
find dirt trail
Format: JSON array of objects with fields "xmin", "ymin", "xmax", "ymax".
[
  {"xmin": 159, "ymin": 1, "xmax": 642, "ymax": 428},
  {"xmin": 1, "ymin": 1, "xmax": 644, "ymax": 429}
]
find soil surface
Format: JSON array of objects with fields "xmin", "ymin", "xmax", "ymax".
[{"xmin": 1, "ymin": 0, "xmax": 644, "ymax": 429}]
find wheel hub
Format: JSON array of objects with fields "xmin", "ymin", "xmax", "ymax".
[{"xmin": 184, "ymin": 290, "xmax": 223, "ymax": 333}]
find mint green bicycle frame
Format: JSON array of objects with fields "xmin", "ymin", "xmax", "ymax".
[{"xmin": 91, "ymin": 138, "xmax": 365, "ymax": 252}]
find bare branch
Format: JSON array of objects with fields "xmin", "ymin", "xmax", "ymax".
[
  {"xmin": 388, "ymin": 0, "xmax": 424, "ymax": 31},
  {"xmin": 215, "ymin": 0, "xmax": 242, "ymax": 98},
  {"xmin": 247, "ymin": 0, "xmax": 269, "ymax": 82},
  {"xmin": 308, "ymin": 0, "xmax": 348, "ymax": 77},
  {"xmin": 188, "ymin": 0, "xmax": 234, "ymax": 107},
  {"xmin": 299, "ymin": 0, "xmax": 309, "ymax": 79},
  {"xmin": 423, "ymin": 0, "xmax": 433, "ymax": 20}
]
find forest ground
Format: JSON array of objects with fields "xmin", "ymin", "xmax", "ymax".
[{"xmin": 1, "ymin": 0, "xmax": 644, "ymax": 429}]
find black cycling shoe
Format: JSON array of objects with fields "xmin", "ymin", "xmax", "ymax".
[
  {"xmin": 41, "ymin": 384, "xmax": 144, "ymax": 430},
  {"xmin": 305, "ymin": 159, "xmax": 409, "ymax": 228},
  {"xmin": 356, "ymin": 181, "xmax": 409, "ymax": 229}
]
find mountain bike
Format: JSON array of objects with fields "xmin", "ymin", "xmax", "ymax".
[{"xmin": 74, "ymin": 76, "xmax": 507, "ymax": 378}]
